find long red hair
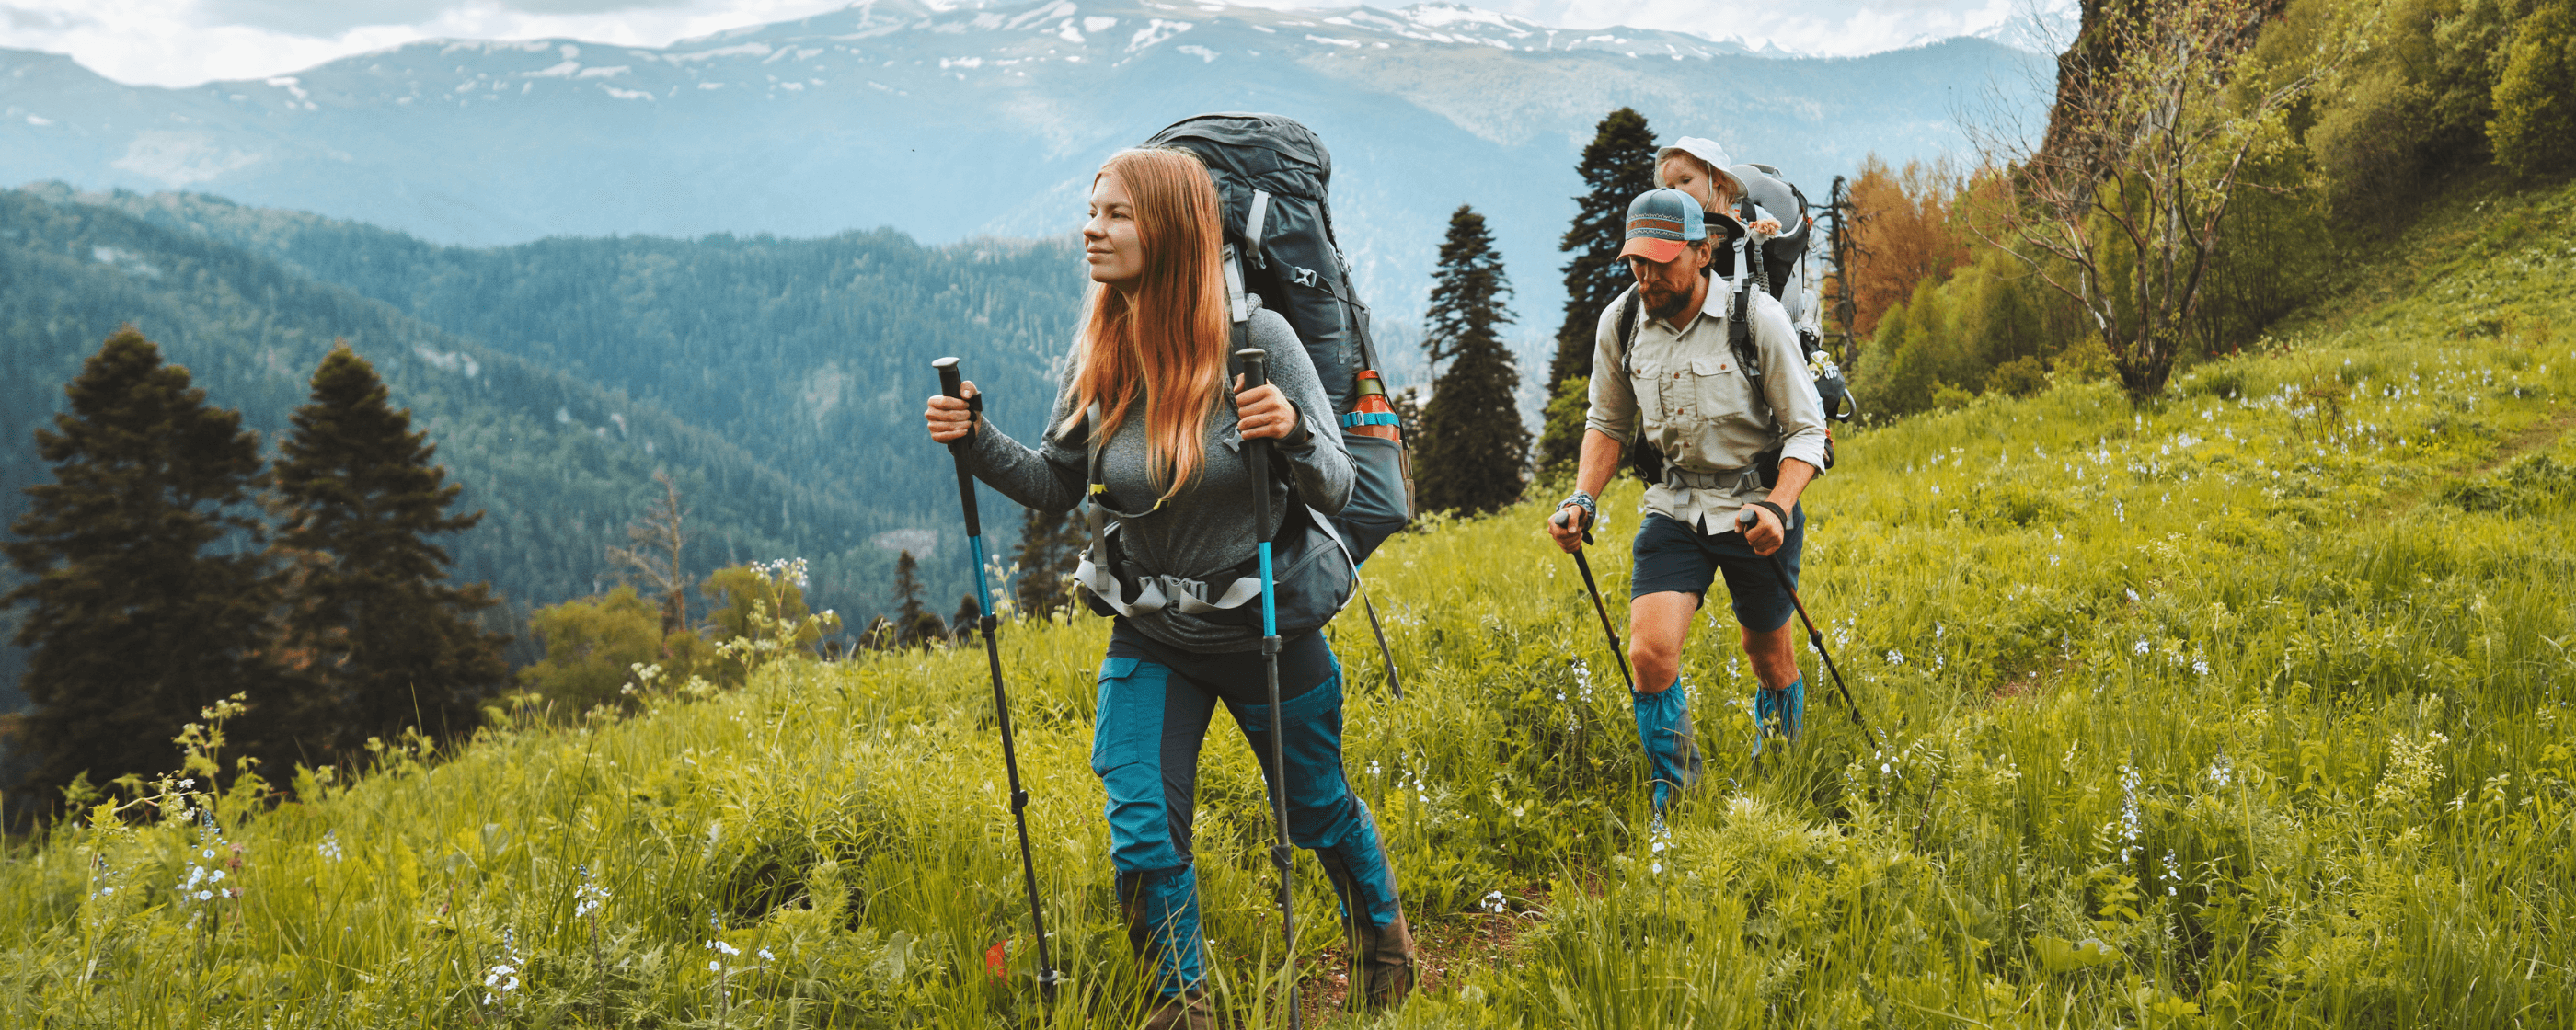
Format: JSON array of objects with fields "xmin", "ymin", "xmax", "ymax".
[{"xmin": 1061, "ymin": 147, "xmax": 1231, "ymax": 506}]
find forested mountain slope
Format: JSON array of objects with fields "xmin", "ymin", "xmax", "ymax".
[
  {"xmin": 1, "ymin": 188, "xmax": 1033, "ymax": 706},
  {"xmin": 25, "ymin": 183, "xmax": 1091, "ymax": 554},
  {"xmin": 6, "ymin": 166, "xmax": 2570, "ymax": 1028}
]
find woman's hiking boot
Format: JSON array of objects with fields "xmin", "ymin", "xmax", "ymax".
[
  {"xmin": 1141, "ymin": 989, "xmax": 1215, "ymax": 1030},
  {"xmin": 1119, "ymin": 867, "xmax": 1207, "ymax": 1013},
  {"xmin": 1316, "ymin": 848, "xmax": 1418, "ymax": 1010}
]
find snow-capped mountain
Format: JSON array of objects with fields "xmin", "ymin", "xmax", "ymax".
[{"xmin": 0, "ymin": 0, "xmax": 2048, "ymax": 354}]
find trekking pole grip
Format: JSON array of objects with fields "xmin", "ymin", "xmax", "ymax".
[
  {"xmin": 1236, "ymin": 348, "xmax": 1271, "ymax": 543},
  {"xmin": 932, "ymin": 357, "xmax": 981, "ymax": 537},
  {"xmin": 1551, "ymin": 505, "xmax": 1595, "ymax": 546}
]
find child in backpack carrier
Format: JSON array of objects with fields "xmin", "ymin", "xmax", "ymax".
[{"xmin": 923, "ymin": 145, "xmax": 1415, "ymax": 1028}]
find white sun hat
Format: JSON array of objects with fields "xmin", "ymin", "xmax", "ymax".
[{"xmin": 1654, "ymin": 137, "xmax": 1753, "ymax": 204}]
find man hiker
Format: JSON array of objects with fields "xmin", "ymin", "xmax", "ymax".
[{"xmin": 1544, "ymin": 183, "xmax": 1831, "ymax": 816}]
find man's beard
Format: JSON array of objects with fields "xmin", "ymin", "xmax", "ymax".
[{"xmin": 1642, "ymin": 286, "xmax": 1690, "ymax": 322}]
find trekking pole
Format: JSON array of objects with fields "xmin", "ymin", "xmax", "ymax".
[
  {"xmin": 1551, "ymin": 507, "xmax": 1637, "ymax": 692},
  {"xmin": 1236, "ymin": 348, "xmax": 1301, "ymax": 1030},
  {"xmin": 1735, "ymin": 508, "xmax": 1880, "ymax": 751},
  {"xmin": 932, "ymin": 357, "xmax": 1062, "ymax": 1001}
]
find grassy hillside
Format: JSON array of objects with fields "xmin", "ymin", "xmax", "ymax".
[{"xmin": 3, "ymin": 180, "xmax": 2571, "ymax": 1027}]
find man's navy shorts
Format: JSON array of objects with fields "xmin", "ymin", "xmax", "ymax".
[{"xmin": 1629, "ymin": 505, "xmax": 1803, "ymax": 633}]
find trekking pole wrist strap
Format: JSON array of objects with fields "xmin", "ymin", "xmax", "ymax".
[{"xmin": 1749, "ymin": 499, "xmax": 1792, "ymax": 531}]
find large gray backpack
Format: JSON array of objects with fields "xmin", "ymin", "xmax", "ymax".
[{"xmin": 1142, "ymin": 113, "xmax": 1414, "ymax": 561}]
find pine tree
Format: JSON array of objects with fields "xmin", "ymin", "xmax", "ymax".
[
  {"xmin": 891, "ymin": 550, "xmax": 945, "ymax": 648},
  {"xmin": 1537, "ymin": 108, "xmax": 1660, "ymax": 472},
  {"xmin": 271, "ymin": 343, "xmax": 506, "ymax": 756},
  {"xmin": 1011, "ymin": 506, "xmax": 1085, "ymax": 620},
  {"xmin": 951, "ymin": 593, "xmax": 981, "ymax": 642},
  {"xmin": 1414, "ymin": 206, "xmax": 1530, "ymax": 515},
  {"xmin": 2, "ymin": 327, "xmax": 278, "ymax": 807}
]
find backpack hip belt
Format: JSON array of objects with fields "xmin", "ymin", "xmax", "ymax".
[{"xmin": 1662, "ymin": 464, "xmax": 1765, "ymax": 494}]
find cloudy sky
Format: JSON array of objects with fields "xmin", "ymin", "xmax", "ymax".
[{"xmin": 0, "ymin": 0, "xmax": 2074, "ymax": 87}]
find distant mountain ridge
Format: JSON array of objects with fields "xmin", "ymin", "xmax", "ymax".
[{"xmin": 0, "ymin": 0, "xmax": 2050, "ymax": 360}]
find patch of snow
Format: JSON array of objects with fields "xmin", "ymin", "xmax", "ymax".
[
  {"xmin": 972, "ymin": 11, "xmax": 1006, "ymax": 29},
  {"xmin": 1405, "ymin": 3, "xmax": 1532, "ymax": 35},
  {"xmin": 25, "ymin": 114, "xmax": 52, "ymax": 126},
  {"xmin": 265, "ymin": 76, "xmax": 308, "ymax": 101},
  {"xmin": 699, "ymin": 81, "xmax": 726, "ymax": 89},
  {"xmin": 524, "ymin": 62, "xmax": 581, "ymax": 78},
  {"xmin": 665, "ymin": 42, "xmax": 773, "ymax": 63},
  {"xmin": 778, "ymin": 81, "xmax": 805, "ymax": 90},
  {"xmin": 939, "ymin": 56, "xmax": 984, "ymax": 68},
  {"xmin": 1084, "ymin": 16, "xmax": 1118, "ymax": 32},
  {"xmin": 1307, "ymin": 34, "xmax": 1361, "ymax": 47},
  {"xmin": 1007, "ymin": 1, "xmax": 1076, "ymax": 30},
  {"xmin": 1059, "ymin": 22, "xmax": 1083, "ymax": 42},
  {"xmin": 559, "ymin": 44, "xmax": 579, "ymax": 59},
  {"xmin": 1176, "ymin": 44, "xmax": 1218, "ymax": 62},
  {"xmin": 1127, "ymin": 18, "xmax": 1193, "ymax": 51},
  {"xmin": 1251, "ymin": 24, "xmax": 1274, "ymax": 33},
  {"xmin": 600, "ymin": 86, "xmax": 654, "ymax": 100},
  {"xmin": 575, "ymin": 65, "xmax": 629, "ymax": 78}
]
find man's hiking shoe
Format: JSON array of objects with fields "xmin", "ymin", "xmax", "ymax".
[{"xmin": 1751, "ymin": 679, "xmax": 1807, "ymax": 755}]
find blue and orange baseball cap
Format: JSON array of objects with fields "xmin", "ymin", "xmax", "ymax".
[{"xmin": 1617, "ymin": 188, "xmax": 1707, "ymax": 264}]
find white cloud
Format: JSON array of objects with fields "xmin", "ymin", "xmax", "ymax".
[
  {"xmin": 0, "ymin": 0, "xmax": 2072, "ymax": 86},
  {"xmin": 0, "ymin": 0, "xmax": 871, "ymax": 86}
]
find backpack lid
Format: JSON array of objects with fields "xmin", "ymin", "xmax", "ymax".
[{"xmin": 1144, "ymin": 113, "xmax": 1331, "ymax": 200}]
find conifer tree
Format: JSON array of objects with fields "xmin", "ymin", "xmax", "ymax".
[
  {"xmin": 1414, "ymin": 206, "xmax": 1529, "ymax": 514},
  {"xmin": 1011, "ymin": 507, "xmax": 1085, "ymax": 620},
  {"xmin": 891, "ymin": 550, "xmax": 945, "ymax": 647},
  {"xmin": 951, "ymin": 594, "xmax": 981, "ymax": 642},
  {"xmin": 1538, "ymin": 109, "xmax": 1660, "ymax": 472},
  {"xmin": 271, "ymin": 343, "xmax": 506, "ymax": 755},
  {"xmin": 2, "ymin": 327, "xmax": 278, "ymax": 807}
]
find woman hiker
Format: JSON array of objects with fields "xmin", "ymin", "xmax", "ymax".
[{"xmin": 922, "ymin": 146, "xmax": 1415, "ymax": 1027}]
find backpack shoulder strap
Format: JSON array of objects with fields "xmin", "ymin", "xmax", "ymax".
[{"xmin": 1616, "ymin": 289, "xmax": 1643, "ymax": 375}]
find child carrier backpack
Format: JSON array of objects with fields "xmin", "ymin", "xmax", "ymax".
[
  {"xmin": 1141, "ymin": 113, "xmax": 1414, "ymax": 562},
  {"xmin": 1731, "ymin": 163, "xmax": 1855, "ymax": 423}
]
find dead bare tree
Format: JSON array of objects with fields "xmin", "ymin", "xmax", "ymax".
[
  {"xmin": 1966, "ymin": 0, "xmax": 2353, "ymax": 395},
  {"xmin": 607, "ymin": 469, "xmax": 689, "ymax": 636}
]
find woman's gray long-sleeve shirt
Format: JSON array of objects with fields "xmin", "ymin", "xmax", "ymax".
[{"xmin": 960, "ymin": 297, "xmax": 1351, "ymax": 652}]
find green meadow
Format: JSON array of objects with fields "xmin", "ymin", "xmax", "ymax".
[{"xmin": 6, "ymin": 179, "xmax": 2575, "ymax": 1028}]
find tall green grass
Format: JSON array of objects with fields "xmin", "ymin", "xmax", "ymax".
[{"xmin": 6, "ymin": 186, "xmax": 2575, "ymax": 1028}]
